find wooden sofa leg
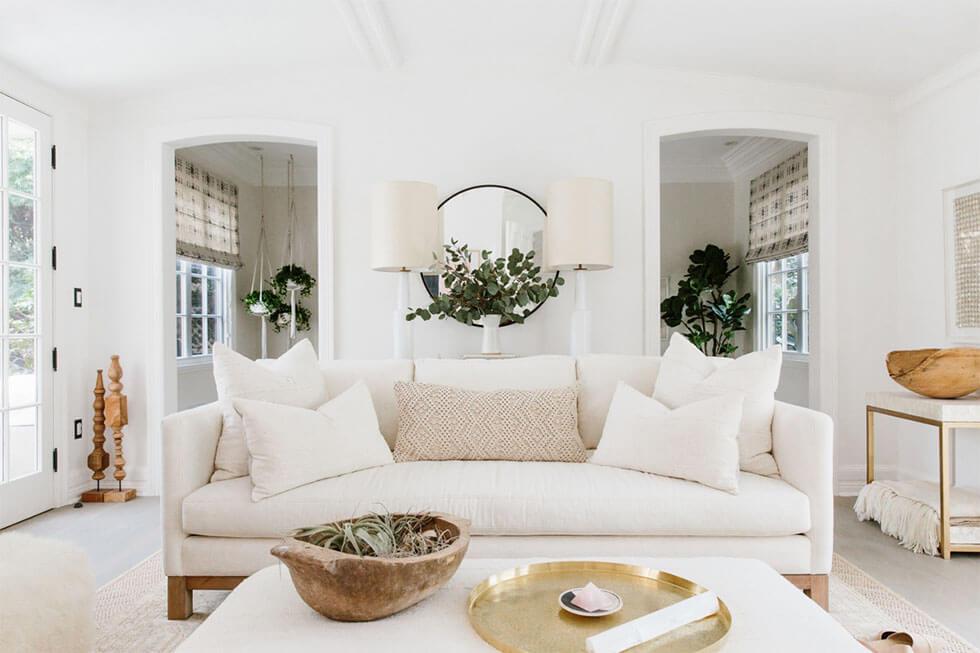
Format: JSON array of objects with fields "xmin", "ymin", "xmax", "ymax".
[
  {"xmin": 808, "ymin": 574, "xmax": 829, "ymax": 611},
  {"xmin": 784, "ymin": 574, "xmax": 829, "ymax": 611},
  {"xmin": 168, "ymin": 576, "xmax": 193, "ymax": 620}
]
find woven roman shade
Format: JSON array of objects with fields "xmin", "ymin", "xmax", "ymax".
[
  {"xmin": 745, "ymin": 148, "xmax": 809, "ymax": 264},
  {"xmin": 175, "ymin": 157, "xmax": 243, "ymax": 269}
]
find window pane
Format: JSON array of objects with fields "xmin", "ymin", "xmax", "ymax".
[
  {"xmin": 8, "ymin": 195, "xmax": 35, "ymax": 262},
  {"xmin": 8, "ymin": 266, "xmax": 36, "ymax": 334},
  {"xmin": 769, "ymin": 258, "xmax": 783, "ymax": 273},
  {"xmin": 784, "ymin": 270, "xmax": 801, "ymax": 310},
  {"xmin": 207, "ymin": 317, "xmax": 220, "ymax": 350},
  {"xmin": 770, "ymin": 312, "xmax": 783, "ymax": 348},
  {"xmin": 207, "ymin": 277, "xmax": 221, "ymax": 315},
  {"xmin": 768, "ymin": 274, "xmax": 783, "ymax": 311},
  {"xmin": 784, "ymin": 255, "xmax": 802, "ymax": 270},
  {"xmin": 176, "ymin": 273, "xmax": 183, "ymax": 314},
  {"xmin": 190, "ymin": 317, "xmax": 204, "ymax": 355},
  {"xmin": 785, "ymin": 312, "xmax": 802, "ymax": 352},
  {"xmin": 189, "ymin": 262, "xmax": 203, "ymax": 275},
  {"xmin": 8, "ymin": 407, "xmax": 38, "ymax": 481},
  {"xmin": 7, "ymin": 120, "xmax": 36, "ymax": 194},
  {"xmin": 176, "ymin": 317, "xmax": 183, "ymax": 357},
  {"xmin": 8, "ymin": 338, "xmax": 36, "ymax": 405},
  {"xmin": 190, "ymin": 275, "xmax": 203, "ymax": 314}
]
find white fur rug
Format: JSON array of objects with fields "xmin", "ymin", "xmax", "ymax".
[
  {"xmin": 0, "ymin": 532, "xmax": 95, "ymax": 653},
  {"xmin": 93, "ymin": 552, "xmax": 978, "ymax": 653}
]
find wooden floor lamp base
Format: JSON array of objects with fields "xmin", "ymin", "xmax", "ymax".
[{"xmin": 81, "ymin": 487, "xmax": 136, "ymax": 502}]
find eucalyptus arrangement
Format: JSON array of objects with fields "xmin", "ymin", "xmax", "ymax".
[
  {"xmin": 290, "ymin": 512, "xmax": 457, "ymax": 559},
  {"xmin": 660, "ymin": 244, "xmax": 751, "ymax": 357},
  {"xmin": 406, "ymin": 240, "xmax": 563, "ymax": 326}
]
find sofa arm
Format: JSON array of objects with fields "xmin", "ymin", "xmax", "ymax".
[
  {"xmin": 161, "ymin": 402, "xmax": 223, "ymax": 577},
  {"xmin": 771, "ymin": 400, "xmax": 834, "ymax": 575}
]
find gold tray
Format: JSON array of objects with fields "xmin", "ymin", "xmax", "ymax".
[{"xmin": 467, "ymin": 561, "xmax": 732, "ymax": 653}]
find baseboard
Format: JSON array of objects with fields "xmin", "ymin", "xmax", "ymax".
[
  {"xmin": 836, "ymin": 464, "xmax": 935, "ymax": 496},
  {"xmin": 68, "ymin": 464, "xmax": 152, "ymax": 503}
]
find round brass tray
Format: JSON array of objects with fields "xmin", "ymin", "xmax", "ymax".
[{"xmin": 467, "ymin": 561, "xmax": 732, "ymax": 653}]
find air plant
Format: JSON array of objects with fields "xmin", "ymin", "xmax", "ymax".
[{"xmin": 290, "ymin": 512, "xmax": 457, "ymax": 558}]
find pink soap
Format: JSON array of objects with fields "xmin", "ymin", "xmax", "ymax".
[{"xmin": 571, "ymin": 582, "xmax": 617, "ymax": 612}]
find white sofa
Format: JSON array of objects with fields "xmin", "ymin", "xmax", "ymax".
[{"xmin": 162, "ymin": 355, "xmax": 833, "ymax": 618}]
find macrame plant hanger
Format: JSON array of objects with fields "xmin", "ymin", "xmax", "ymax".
[
  {"xmin": 281, "ymin": 154, "xmax": 301, "ymax": 342},
  {"xmin": 249, "ymin": 154, "xmax": 275, "ymax": 357}
]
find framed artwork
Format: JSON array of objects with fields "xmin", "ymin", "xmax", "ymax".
[{"xmin": 944, "ymin": 178, "xmax": 980, "ymax": 343}]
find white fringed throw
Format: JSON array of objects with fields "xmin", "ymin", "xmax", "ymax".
[{"xmin": 854, "ymin": 480, "xmax": 980, "ymax": 555}]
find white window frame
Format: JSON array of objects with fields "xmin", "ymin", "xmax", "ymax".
[
  {"xmin": 755, "ymin": 252, "xmax": 809, "ymax": 359},
  {"xmin": 176, "ymin": 258, "xmax": 233, "ymax": 365}
]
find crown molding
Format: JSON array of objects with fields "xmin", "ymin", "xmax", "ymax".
[
  {"xmin": 572, "ymin": 0, "xmax": 634, "ymax": 67},
  {"xmin": 335, "ymin": 0, "xmax": 401, "ymax": 71},
  {"xmin": 721, "ymin": 137, "xmax": 805, "ymax": 180},
  {"xmin": 894, "ymin": 49, "xmax": 980, "ymax": 112}
]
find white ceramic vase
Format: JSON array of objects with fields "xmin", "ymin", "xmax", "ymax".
[{"xmin": 481, "ymin": 314, "xmax": 502, "ymax": 354}]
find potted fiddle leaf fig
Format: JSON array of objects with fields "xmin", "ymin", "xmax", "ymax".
[
  {"xmin": 660, "ymin": 243, "xmax": 751, "ymax": 357},
  {"xmin": 406, "ymin": 240, "xmax": 563, "ymax": 353}
]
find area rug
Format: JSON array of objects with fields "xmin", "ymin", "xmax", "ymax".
[{"xmin": 94, "ymin": 552, "xmax": 978, "ymax": 652}]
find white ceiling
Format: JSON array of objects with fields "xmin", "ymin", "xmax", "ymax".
[
  {"xmin": 661, "ymin": 135, "xmax": 804, "ymax": 183},
  {"xmin": 177, "ymin": 141, "xmax": 317, "ymax": 187},
  {"xmin": 0, "ymin": 0, "xmax": 977, "ymax": 100}
]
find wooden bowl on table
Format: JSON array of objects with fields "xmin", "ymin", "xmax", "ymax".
[
  {"xmin": 271, "ymin": 513, "xmax": 470, "ymax": 622},
  {"xmin": 886, "ymin": 348, "xmax": 980, "ymax": 399}
]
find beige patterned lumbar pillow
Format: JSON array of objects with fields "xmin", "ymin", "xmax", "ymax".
[{"xmin": 393, "ymin": 382, "xmax": 587, "ymax": 463}]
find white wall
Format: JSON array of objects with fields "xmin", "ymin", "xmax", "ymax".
[
  {"xmin": 890, "ymin": 69, "xmax": 980, "ymax": 491},
  {"xmin": 68, "ymin": 62, "xmax": 898, "ymax": 496}
]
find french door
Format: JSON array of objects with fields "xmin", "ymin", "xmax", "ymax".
[{"xmin": 0, "ymin": 93, "xmax": 53, "ymax": 528}]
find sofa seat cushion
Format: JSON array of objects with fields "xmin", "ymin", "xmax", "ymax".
[{"xmin": 183, "ymin": 461, "xmax": 810, "ymax": 539}]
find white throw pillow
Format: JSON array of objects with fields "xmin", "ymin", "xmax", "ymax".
[
  {"xmin": 653, "ymin": 333, "xmax": 781, "ymax": 476},
  {"xmin": 591, "ymin": 383, "xmax": 743, "ymax": 493},
  {"xmin": 211, "ymin": 339, "xmax": 328, "ymax": 482},
  {"xmin": 236, "ymin": 381, "xmax": 394, "ymax": 501}
]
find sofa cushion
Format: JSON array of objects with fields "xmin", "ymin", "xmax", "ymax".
[
  {"xmin": 392, "ymin": 382, "xmax": 586, "ymax": 463},
  {"xmin": 576, "ymin": 355, "xmax": 661, "ymax": 448},
  {"xmin": 414, "ymin": 356, "xmax": 576, "ymax": 390},
  {"xmin": 183, "ymin": 461, "xmax": 810, "ymax": 539},
  {"xmin": 320, "ymin": 359, "xmax": 414, "ymax": 448}
]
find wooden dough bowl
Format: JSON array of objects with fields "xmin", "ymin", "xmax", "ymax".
[
  {"xmin": 271, "ymin": 514, "xmax": 470, "ymax": 622},
  {"xmin": 886, "ymin": 348, "xmax": 980, "ymax": 399}
]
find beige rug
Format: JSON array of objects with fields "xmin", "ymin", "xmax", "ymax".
[{"xmin": 95, "ymin": 553, "xmax": 977, "ymax": 653}]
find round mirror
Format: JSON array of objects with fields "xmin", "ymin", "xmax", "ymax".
[{"xmin": 421, "ymin": 184, "xmax": 558, "ymax": 327}]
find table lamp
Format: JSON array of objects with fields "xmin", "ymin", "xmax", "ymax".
[
  {"xmin": 371, "ymin": 181, "xmax": 440, "ymax": 358},
  {"xmin": 545, "ymin": 177, "xmax": 613, "ymax": 355}
]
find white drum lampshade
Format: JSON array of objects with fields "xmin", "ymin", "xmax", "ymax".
[
  {"xmin": 545, "ymin": 177, "xmax": 613, "ymax": 271},
  {"xmin": 545, "ymin": 177, "xmax": 613, "ymax": 356},
  {"xmin": 371, "ymin": 181, "xmax": 440, "ymax": 271},
  {"xmin": 370, "ymin": 180, "xmax": 439, "ymax": 359}
]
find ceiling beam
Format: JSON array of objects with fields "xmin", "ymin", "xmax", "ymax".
[
  {"xmin": 572, "ymin": 0, "xmax": 633, "ymax": 67},
  {"xmin": 335, "ymin": 0, "xmax": 401, "ymax": 71},
  {"xmin": 593, "ymin": 0, "xmax": 632, "ymax": 66}
]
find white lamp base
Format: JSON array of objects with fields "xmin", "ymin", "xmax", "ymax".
[
  {"xmin": 570, "ymin": 269, "xmax": 592, "ymax": 356},
  {"xmin": 393, "ymin": 270, "xmax": 413, "ymax": 359}
]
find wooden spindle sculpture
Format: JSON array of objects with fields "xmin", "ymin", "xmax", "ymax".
[
  {"xmin": 81, "ymin": 369, "xmax": 111, "ymax": 502},
  {"xmin": 103, "ymin": 355, "xmax": 136, "ymax": 502}
]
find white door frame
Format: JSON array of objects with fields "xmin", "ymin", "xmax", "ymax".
[
  {"xmin": 145, "ymin": 118, "xmax": 334, "ymax": 496},
  {"xmin": 0, "ymin": 93, "xmax": 55, "ymax": 526},
  {"xmin": 642, "ymin": 111, "xmax": 839, "ymax": 478}
]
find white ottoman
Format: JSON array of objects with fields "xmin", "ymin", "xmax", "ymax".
[{"xmin": 0, "ymin": 532, "xmax": 95, "ymax": 652}]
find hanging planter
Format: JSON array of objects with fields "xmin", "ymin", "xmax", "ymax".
[
  {"xmin": 271, "ymin": 264, "xmax": 316, "ymax": 297},
  {"xmin": 243, "ymin": 290, "xmax": 282, "ymax": 317},
  {"xmin": 270, "ymin": 302, "xmax": 311, "ymax": 333}
]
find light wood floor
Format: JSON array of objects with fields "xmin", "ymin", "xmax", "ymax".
[{"xmin": 3, "ymin": 496, "xmax": 979, "ymax": 645}]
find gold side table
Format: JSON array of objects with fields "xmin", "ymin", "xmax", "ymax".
[{"xmin": 866, "ymin": 391, "xmax": 980, "ymax": 559}]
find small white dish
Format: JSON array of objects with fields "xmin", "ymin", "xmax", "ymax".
[{"xmin": 559, "ymin": 588, "xmax": 623, "ymax": 617}]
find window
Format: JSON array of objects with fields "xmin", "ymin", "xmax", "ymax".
[
  {"xmin": 757, "ymin": 252, "xmax": 808, "ymax": 354},
  {"xmin": 176, "ymin": 259, "xmax": 232, "ymax": 361}
]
